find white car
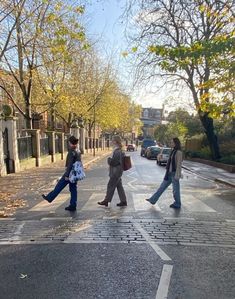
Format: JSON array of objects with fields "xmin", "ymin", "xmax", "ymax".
[{"xmin": 157, "ymin": 147, "xmax": 172, "ymax": 165}]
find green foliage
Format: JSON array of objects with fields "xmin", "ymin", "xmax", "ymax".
[{"xmin": 219, "ymin": 155, "xmax": 235, "ymax": 165}]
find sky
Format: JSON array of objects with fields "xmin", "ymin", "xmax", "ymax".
[{"xmin": 85, "ymin": 0, "xmax": 166, "ymax": 109}]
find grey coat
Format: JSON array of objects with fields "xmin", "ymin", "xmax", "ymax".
[{"xmin": 108, "ymin": 148, "xmax": 124, "ymax": 178}]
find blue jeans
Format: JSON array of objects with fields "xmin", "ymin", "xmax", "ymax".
[
  {"xmin": 149, "ymin": 172, "xmax": 181, "ymax": 207},
  {"xmin": 46, "ymin": 176, "xmax": 77, "ymax": 207}
]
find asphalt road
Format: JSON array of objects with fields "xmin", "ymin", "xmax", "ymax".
[{"xmin": 0, "ymin": 150, "xmax": 234, "ymax": 299}]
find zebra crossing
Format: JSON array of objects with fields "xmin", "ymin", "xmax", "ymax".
[{"xmin": 9, "ymin": 190, "xmax": 218, "ymax": 218}]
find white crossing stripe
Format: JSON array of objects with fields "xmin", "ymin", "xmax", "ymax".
[
  {"xmin": 29, "ymin": 194, "xmax": 69, "ymax": 212},
  {"xmin": 132, "ymin": 193, "xmax": 161, "ymax": 211},
  {"xmin": 155, "ymin": 264, "xmax": 173, "ymax": 299},
  {"xmin": 133, "ymin": 222, "xmax": 171, "ymax": 261},
  {"xmin": 183, "ymin": 194, "xmax": 216, "ymax": 212},
  {"xmin": 81, "ymin": 193, "xmax": 105, "ymax": 211}
]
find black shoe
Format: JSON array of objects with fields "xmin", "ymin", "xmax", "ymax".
[
  {"xmin": 65, "ymin": 206, "xmax": 76, "ymax": 211},
  {"xmin": 169, "ymin": 203, "xmax": 181, "ymax": 209},
  {"xmin": 98, "ymin": 201, "xmax": 108, "ymax": 207},
  {"xmin": 42, "ymin": 194, "xmax": 51, "ymax": 203},
  {"xmin": 117, "ymin": 202, "xmax": 127, "ymax": 207}
]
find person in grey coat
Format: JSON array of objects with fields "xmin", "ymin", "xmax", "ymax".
[
  {"xmin": 98, "ymin": 135, "xmax": 127, "ymax": 207},
  {"xmin": 42, "ymin": 136, "xmax": 81, "ymax": 211}
]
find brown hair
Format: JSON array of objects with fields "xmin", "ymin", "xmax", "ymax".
[
  {"xmin": 112, "ymin": 135, "xmax": 123, "ymax": 148},
  {"xmin": 173, "ymin": 137, "xmax": 181, "ymax": 150}
]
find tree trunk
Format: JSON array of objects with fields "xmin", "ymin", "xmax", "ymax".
[
  {"xmin": 199, "ymin": 113, "xmax": 221, "ymax": 160},
  {"xmin": 51, "ymin": 107, "xmax": 56, "ymax": 131},
  {"xmin": 25, "ymin": 100, "xmax": 32, "ymax": 129}
]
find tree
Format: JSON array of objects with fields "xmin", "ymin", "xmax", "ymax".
[
  {"xmin": 125, "ymin": 0, "xmax": 234, "ymax": 160},
  {"xmin": 167, "ymin": 108, "xmax": 203, "ymax": 137},
  {"xmin": 0, "ymin": 0, "xmax": 26, "ymax": 61},
  {"xmin": 1, "ymin": 0, "xmax": 87, "ymax": 129}
]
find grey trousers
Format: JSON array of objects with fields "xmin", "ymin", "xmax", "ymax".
[{"xmin": 105, "ymin": 176, "xmax": 127, "ymax": 203}]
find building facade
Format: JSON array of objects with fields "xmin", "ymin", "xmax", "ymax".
[{"xmin": 140, "ymin": 107, "xmax": 163, "ymax": 138}]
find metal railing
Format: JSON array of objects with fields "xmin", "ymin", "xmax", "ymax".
[
  {"xmin": 40, "ymin": 135, "xmax": 49, "ymax": 156},
  {"xmin": 17, "ymin": 135, "xmax": 33, "ymax": 160}
]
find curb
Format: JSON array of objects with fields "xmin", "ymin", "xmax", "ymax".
[
  {"xmin": 214, "ymin": 178, "xmax": 235, "ymax": 188},
  {"xmin": 182, "ymin": 166, "xmax": 213, "ymax": 182},
  {"xmin": 182, "ymin": 165, "xmax": 235, "ymax": 188}
]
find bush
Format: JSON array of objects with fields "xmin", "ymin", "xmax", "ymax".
[
  {"xmin": 199, "ymin": 146, "xmax": 212, "ymax": 160},
  {"xmin": 219, "ymin": 155, "xmax": 235, "ymax": 165}
]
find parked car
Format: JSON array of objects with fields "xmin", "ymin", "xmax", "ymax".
[
  {"xmin": 157, "ymin": 147, "xmax": 172, "ymax": 165},
  {"xmin": 126, "ymin": 144, "xmax": 137, "ymax": 151},
  {"xmin": 146, "ymin": 146, "xmax": 161, "ymax": 159},
  {"xmin": 140, "ymin": 139, "xmax": 156, "ymax": 156}
]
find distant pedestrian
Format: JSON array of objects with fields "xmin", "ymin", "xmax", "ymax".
[
  {"xmin": 98, "ymin": 135, "xmax": 127, "ymax": 207},
  {"xmin": 146, "ymin": 137, "xmax": 183, "ymax": 209},
  {"xmin": 42, "ymin": 136, "xmax": 81, "ymax": 211}
]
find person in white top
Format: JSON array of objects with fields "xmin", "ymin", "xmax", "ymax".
[{"xmin": 146, "ymin": 137, "xmax": 183, "ymax": 209}]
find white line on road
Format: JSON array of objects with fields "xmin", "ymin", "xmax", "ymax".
[
  {"xmin": 9, "ymin": 222, "xmax": 25, "ymax": 241},
  {"xmin": 183, "ymin": 194, "xmax": 216, "ymax": 212},
  {"xmin": 132, "ymin": 193, "xmax": 161, "ymax": 211},
  {"xmin": 29, "ymin": 194, "xmax": 69, "ymax": 212},
  {"xmin": 155, "ymin": 264, "xmax": 173, "ymax": 299},
  {"xmin": 133, "ymin": 222, "xmax": 172, "ymax": 261}
]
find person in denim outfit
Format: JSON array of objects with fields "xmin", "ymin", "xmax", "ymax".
[
  {"xmin": 42, "ymin": 136, "xmax": 81, "ymax": 211},
  {"xmin": 146, "ymin": 137, "xmax": 183, "ymax": 209}
]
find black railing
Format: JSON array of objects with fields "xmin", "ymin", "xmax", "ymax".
[
  {"xmin": 40, "ymin": 135, "xmax": 49, "ymax": 156},
  {"xmin": 64, "ymin": 134, "xmax": 70, "ymax": 151},
  {"xmin": 17, "ymin": 135, "xmax": 33, "ymax": 160},
  {"xmin": 55, "ymin": 136, "xmax": 60, "ymax": 153}
]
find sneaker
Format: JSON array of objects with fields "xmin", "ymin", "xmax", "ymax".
[
  {"xmin": 65, "ymin": 206, "xmax": 76, "ymax": 211},
  {"xmin": 117, "ymin": 202, "xmax": 127, "ymax": 207},
  {"xmin": 169, "ymin": 203, "xmax": 181, "ymax": 209}
]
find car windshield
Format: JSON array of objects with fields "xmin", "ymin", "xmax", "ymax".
[
  {"xmin": 151, "ymin": 147, "xmax": 160, "ymax": 151},
  {"xmin": 142, "ymin": 140, "xmax": 156, "ymax": 147},
  {"xmin": 162, "ymin": 148, "xmax": 171, "ymax": 154}
]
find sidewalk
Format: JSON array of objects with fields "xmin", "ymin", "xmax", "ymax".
[
  {"xmin": 183, "ymin": 160, "xmax": 235, "ymax": 188},
  {"xmin": 0, "ymin": 150, "xmax": 111, "ymax": 217}
]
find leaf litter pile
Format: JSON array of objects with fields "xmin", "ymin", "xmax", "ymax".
[{"xmin": 0, "ymin": 192, "xmax": 26, "ymax": 218}]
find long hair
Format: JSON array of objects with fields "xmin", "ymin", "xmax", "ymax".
[
  {"xmin": 173, "ymin": 137, "xmax": 181, "ymax": 150},
  {"xmin": 112, "ymin": 135, "xmax": 123, "ymax": 149}
]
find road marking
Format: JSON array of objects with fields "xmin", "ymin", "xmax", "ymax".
[
  {"xmin": 155, "ymin": 264, "xmax": 173, "ymax": 299},
  {"xmin": 127, "ymin": 178, "xmax": 138, "ymax": 190},
  {"xmin": 41, "ymin": 217, "xmax": 73, "ymax": 221},
  {"xmin": 183, "ymin": 194, "xmax": 216, "ymax": 212},
  {"xmin": 9, "ymin": 222, "xmax": 25, "ymax": 241},
  {"xmin": 29, "ymin": 194, "xmax": 69, "ymax": 212},
  {"xmin": 0, "ymin": 218, "xmax": 15, "ymax": 221},
  {"xmin": 132, "ymin": 193, "xmax": 161, "ymax": 211},
  {"xmin": 133, "ymin": 222, "xmax": 172, "ymax": 261},
  {"xmin": 81, "ymin": 193, "xmax": 105, "ymax": 211}
]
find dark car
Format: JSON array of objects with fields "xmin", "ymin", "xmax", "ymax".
[
  {"xmin": 140, "ymin": 139, "xmax": 156, "ymax": 157},
  {"xmin": 126, "ymin": 144, "xmax": 136, "ymax": 151},
  {"xmin": 146, "ymin": 146, "xmax": 161, "ymax": 159}
]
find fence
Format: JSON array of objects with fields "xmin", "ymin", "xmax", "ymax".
[
  {"xmin": 55, "ymin": 135, "xmax": 60, "ymax": 153},
  {"xmin": 40, "ymin": 135, "xmax": 49, "ymax": 156},
  {"xmin": 17, "ymin": 135, "xmax": 33, "ymax": 160}
]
